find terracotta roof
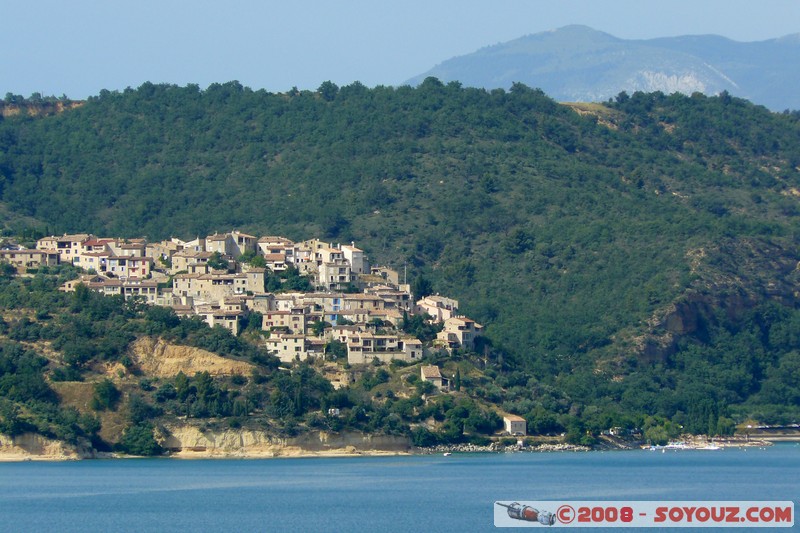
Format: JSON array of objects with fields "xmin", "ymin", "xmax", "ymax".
[
  {"xmin": 0, "ymin": 249, "xmax": 49, "ymax": 256},
  {"xmin": 421, "ymin": 365, "xmax": 442, "ymax": 380},
  {"xmin": 125, "ymin": 280, "xmax": 159, "ymax": 287},
  {"xmin": 174, "ymin": 250, "xmax": 213, "ymax": 258},
  {"xmin": 258, "ymin": 236, "xmax": 294, "ymax": 244},
  {"xmin": 89, "ymin": 280, "xmax": 122, "ymax": 287},
  {"xmin": 58, "ymin": 233, "xmax": 92, "ymax": 242}
]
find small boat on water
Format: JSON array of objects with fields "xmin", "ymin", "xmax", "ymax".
[
  {"xmin": 697, "ymin": 443, "xmax": 721, "ymax": 451},
  {"xmin": 443, "ymin": 452, "xmax": 452, "ymax": 457}
]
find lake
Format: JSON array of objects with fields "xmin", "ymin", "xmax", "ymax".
[{"xmin": 1, "ymin": 444, "xmax": 797, "ymax": 532}]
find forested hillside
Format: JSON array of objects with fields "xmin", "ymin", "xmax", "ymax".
[{"xmin": 1, "ymin": 81, "xmax": 800, "ymax": 433}]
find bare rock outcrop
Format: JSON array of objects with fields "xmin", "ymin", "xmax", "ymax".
[
  {"xmin": 160, "ymin": 425, "xmax": 411, "ymax": 458},
  {"xmin": 130, "ymin": 337, "xmax": 255, "ymax": 378},
  {"xmin": 0, "ymin": 433, "xmax": 89, "ymax": 461}
]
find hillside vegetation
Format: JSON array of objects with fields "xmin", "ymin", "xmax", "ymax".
[
  {"xmin": 1, "ymin": 82, "xmax": 800, "ymax": 447},
  {"xmin": 0, "ymin": 265, "xmax": 513, "ymax": 453}
]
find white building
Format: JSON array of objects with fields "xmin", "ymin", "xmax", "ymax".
[{"xmin": 503, "ymin": 415, "xmax": 527, "ymax": 436}]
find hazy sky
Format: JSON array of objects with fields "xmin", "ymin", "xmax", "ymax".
[{"xmin": 2, "ymin": 0, "xmax": 799, "ymax": 99}]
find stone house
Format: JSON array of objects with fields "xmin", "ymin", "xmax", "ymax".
[
  {"xmin": 341, "ymin": 243, "xmax": 368, "ymax": 275},
  {"xmin": 146, "ymin": 240, "xmax": 181, "ymax": 266},
  {"xmin": 343, "ymin": 294, "xmax": 386, "ymax": 312},
  {"xmin": 107, "ymin": 256, "xmax": 153, "ymax": 279},
  {"xmin": 195, "ymin": 300, "xmax": 244, "ymax": 335},
  {"xmin": 204, "ymin": 231, "xmax": 256, "ymax": 259},
  {"xmin": 262, "ymin": 307, "xmax": 308, "ymax": 334},
  {"xmin": 85, "ymin": 278, "xmax": 160, "ymax": 303},
  {"xmin": 420, "ymin": 365, "xmax": 447, "ymax": 390},
  {"xmin": 37, "ymin": 233, "xmax": 94, "ymax": 263},
  {"xmin": 318, "ymin": 258, "xmax": 352, "ymax": 290},
  {"xmin": 257, "ymin": 236, "xmax": 295, "ymax": 266},
  {"xmin": 416, "ymin": 295, "xmax": 459, "ymax": 322},
  {"xmin": 172, "ymin": 273, "xmax": 202, "ymax": 299},
  {"xmin": 192, "ymin": 273, "xmax": 249, "ymax": 302},
  {"xmin": 436, "ymin": 316, "xmax": 483, "ymax": 351},
  {"xmin": 72, "ymin": 251, "xmax": 110, "ymax": 273},
  {"xmin": 265, "ymin": 333, "xmax": 310, "ymax": 363},
  {"xmin": 503, "ymin": 415, "xmax": 527, "ymax": 436},
  {"xmin": 0, "ymin": 248, "xmax": 60, "ymax": 271},
  {"xmin": 345, "ymin": 331, "xmax": 423, "ymax": 365},
  {"xmin": 365, "ymin": 285, "xmax": 413, "ymax": 313},
  {"xmin": 170, "ymin": 250, "xmax": 214, "ymax": 274},
  {"xmin": 108, "ymin": 240, "xmax": 147, "ymax": 257}
]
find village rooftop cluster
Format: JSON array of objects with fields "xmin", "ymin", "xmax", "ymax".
[{"xmin": 1, "ymin": 231, "xmax": 484, "ymax": 367}]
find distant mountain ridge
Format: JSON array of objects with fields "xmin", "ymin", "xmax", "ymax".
[{"xmin": 405, "ymin": 25, "xmax": 800, "ymax": 111}]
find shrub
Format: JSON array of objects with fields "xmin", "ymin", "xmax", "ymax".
[
  {"xmin": 117, "ymin": 423, "xmax": 163, "ymax": 456},
  {"xmin": 90, "ymin": 379, "xmax": 121, "ymax": 411}
]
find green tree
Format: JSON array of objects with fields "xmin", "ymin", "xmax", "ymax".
[
  {"xmin": 318, "ymin": 81, "xmax": 339, "ymax": 102},
  {"xmin": 206, "ymin": 252, "xmax": 229, "ymax": 271},
  {"xmin": 91, "ymin": 379, "xmax": 121, "ymax": 411},
  {"xmin": 117, "ymin": 423, "xmax": 163, "ymax": 456},
  {"xmin": 412, "ymin": 276, "xmax": 433, "ymax": 299},
  {"xmin": 325, "ymin": 340, "xmax": 347, "ymax": 360}
]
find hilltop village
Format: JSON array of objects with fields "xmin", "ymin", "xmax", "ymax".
[{"xmin": 2, "ymin": 231, "xmax": 483, "ymax": 369}]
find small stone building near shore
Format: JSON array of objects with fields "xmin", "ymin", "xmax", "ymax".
[{"xmin": 503, "ymin": 415, "xmax": 527, "ymax": 436}]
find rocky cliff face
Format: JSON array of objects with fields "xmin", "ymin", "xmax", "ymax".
[
  {"xmin": 0, "ymin": 427, "xmax": 410, "ymax": 460},
  {"xmin": 130, "ymin": 337, "xmax": 255, "ymax": 378},
  {"xmin": 159, "ymin": 425, "xmax": 411, "ymax": 458},
  {"xmin": 635, "ymin": 238, "xmax": 800, "ymax": 362},
  {"xmin": 0, "ymin": 433, "xmax": 92, "ymax": 461}
]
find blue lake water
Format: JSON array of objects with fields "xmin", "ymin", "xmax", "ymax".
[{"xmin": 1, "ymin": 444, "xmax": 797, "ymax": 532}]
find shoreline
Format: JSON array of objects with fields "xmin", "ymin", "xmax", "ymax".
[
  {"xmin": 4, "ymin": 443, "xmax": 791, "ymax": 462},
  {"xmin": 1, "ymin": 432, "xmax": 793, "ymax": 462},
  {"xmin": 0, "ymin": 448, "xmax": 414, "ymax": 462}
]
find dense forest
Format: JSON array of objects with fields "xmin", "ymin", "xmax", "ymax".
[{"xmin": 1, "ymin": 82, "xmax": 800, "ymax": 449}]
